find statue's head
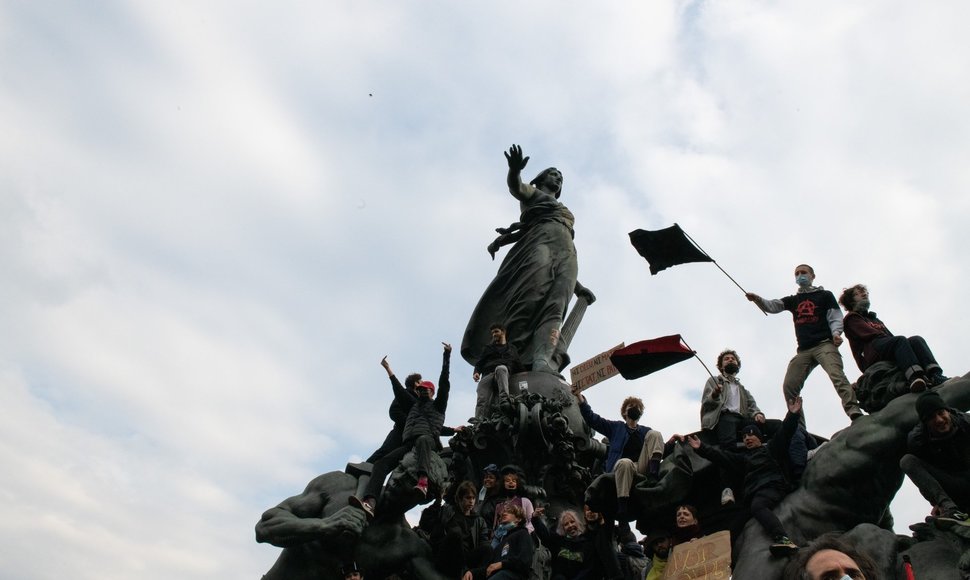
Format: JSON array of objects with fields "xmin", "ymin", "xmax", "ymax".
[{"xmin": 530, "ymin": 167, "xmax": 564, "ymax": 198}]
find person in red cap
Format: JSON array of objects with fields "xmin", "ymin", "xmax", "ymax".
[
  {"xmin": 352, "ymin": 342, "xmax": 455, "ymax": 518},
  {"xmin": 900, "ymin": 390, "xmax": 970, "ymax": 528}
]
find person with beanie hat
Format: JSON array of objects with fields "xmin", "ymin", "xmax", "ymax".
[
  {"xmin": 685, "ymin": 397, "xmax": 804, "ymax": 556},
  {"xmin": 900, "ymin": 390, "xmax": 970, "ymax": 528}
]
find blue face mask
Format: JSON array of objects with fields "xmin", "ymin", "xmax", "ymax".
[{"xmin": 796, "ymin": 274, "xmax": 812, "ymax": 287}]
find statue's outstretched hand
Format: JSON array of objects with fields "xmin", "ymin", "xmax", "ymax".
[{"xmin": 504, "ymin": 144, "xmax": 530, "ymax": 172}]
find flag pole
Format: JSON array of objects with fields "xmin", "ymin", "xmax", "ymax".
[
  {"xmin": 679, "ymin": 336, "xmax": 716, "ymax": 383},
  {"xmin": 680, "ymin": 228, "xmax": 768, "ymax": 316}
]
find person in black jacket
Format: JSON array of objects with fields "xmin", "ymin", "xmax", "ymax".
[
  {"xmin": 532, "ymin": 508, "xmax": 621, "ymax": 580},
  {"xmin": 685, "ymin": 397, "xmax": 803, "ymax": 556},
  {"xmin": 900, "ymin": 390, "xmax": 970, "ymax": 528},
  {"xmin": 473, "ymin": 324, "xmax": 525, "ymax": 421},
  {"xmin": 425, "ymin": 481, "xmax": 491, "ymax": 577},
  {"xmin": 352, "ymin": 343, "xmax": 454, "ymax": 518},
  {"xmin": 366, "ymin": 357, "xmax": 422, "ymax": 463},
  {"xmin": 465, "ymin": 505, "xmax": 534, "ymax": 580}
]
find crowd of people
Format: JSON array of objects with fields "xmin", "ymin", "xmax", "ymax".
[{"xmin": 336, "ymin": 263, "xmax": 967, "ymax": 580}]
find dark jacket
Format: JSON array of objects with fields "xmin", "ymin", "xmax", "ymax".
[
  {"xmin": 533, "ymin": 517, "xmax": 620, "ymax": 580},
  {"xmin": 580, "ymin": 400, "xmax": 652, "ymax": 472},
  {"xmin": 696, "ymin": 409, "xmax": 799, "ymax": 499},
  {"xmin": 908, "ymin": 409, "xmax": 970, "ymax": 471},
  {"xmin": 387, "ymin": 374, "xmax": 415, "ymax": 424},
  {"xmin": 472, "ymin": 524, "xmax": 534, "ymax": 580},
  {"xmin": 401, "ymin": 350, "xmax": 451, "ymax": 443},
  {"xmin": 843, "ymin": 310, "xmax": 892, "ymax": 372},
  {"xmin": 475, "ymin": 342, "xmax": 525, "ymax": 376}
]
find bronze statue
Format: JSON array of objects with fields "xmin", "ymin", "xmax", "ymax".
[{"xmin": 462, "ymin": 145, "xmax": 594, "ymax": 376}]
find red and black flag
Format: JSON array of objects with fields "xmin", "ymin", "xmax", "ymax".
[
  {"xmin": 628, "ymin": 223, "xmax": 713, "ymax": 275},
  {"xmin": 609, "ymin": 335, "xmax": 695, "ymax": 380}
]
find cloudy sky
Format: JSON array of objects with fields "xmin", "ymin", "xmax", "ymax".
[{"xmin": 3, "ymin": 1, "xmax": 969, "ymax": 578}]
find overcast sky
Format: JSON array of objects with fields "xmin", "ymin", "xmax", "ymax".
[{"xmin": 3, "ymin": 1, "xmax": 969, "ymax": 578}]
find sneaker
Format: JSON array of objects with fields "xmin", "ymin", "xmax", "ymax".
[
  {"xmin": 928, "ymin": 373, "xmax": 951, "ymax": 387},
  {"xmin": 769, "ymin": 536, "xmax": 799, "ymax": 556},
  {"xmin": 415, "ymin": 476, "xmax": 429, "ymax": 497},
  {"xmin": 349, "ymin": 495, "xmax": 376, "ymax": 519},
  {"xmin": 935, "ymin": 509, "xmax": 970, "ymax": 529},
  {"xmin": 909, "ymin": 377, "xmax": 927, "ymax": 393},
  {"xmin": 721, "ymin": 488, "xmax": 735, "ymax": 506},
  {"xmin": 806, "ymin": 441, "xmax": 827, "ymax": 461}
]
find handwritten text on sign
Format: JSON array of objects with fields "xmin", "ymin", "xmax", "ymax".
[{"xmin": 662, "ymin": 530, "xmax": 731, "ymax": 580}]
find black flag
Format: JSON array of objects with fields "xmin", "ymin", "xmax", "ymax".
[{"xmin": 629, "ymin": 223, "xmax": 713, "ymax": 275}]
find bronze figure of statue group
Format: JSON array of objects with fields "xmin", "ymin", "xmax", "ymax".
[{"xmin": 255, "ymin": 145, "xmax": 970, "ymax": 580}]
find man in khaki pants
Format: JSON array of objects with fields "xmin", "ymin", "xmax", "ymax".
[{"xmin": 575, "ymin": 390, "xmax": 664, "ymax": 519}]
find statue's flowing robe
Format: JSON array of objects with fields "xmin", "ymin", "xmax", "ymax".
[{"xmin": 462, "ymin": 190, "xmax": 577, "ymax": 372}]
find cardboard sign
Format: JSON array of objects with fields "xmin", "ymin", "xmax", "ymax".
[
  {"xmin": 662, "ymin": 530, "xmax": 732, "ymax": 580},
  {"xmin": 569, "ymin": 343, "xmax": 624, "ymax": 392}
]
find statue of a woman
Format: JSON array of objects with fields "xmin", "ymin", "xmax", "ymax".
[{"xmin": 461, "ymin": 145, "xmax": 594, "ymax": 375}]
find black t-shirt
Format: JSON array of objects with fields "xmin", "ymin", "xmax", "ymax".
[
  {"xmin": 621, "ymin": 427, "xmax": 644, "ymax": 461},
  {"xmin": 781, "ymin": 290, "xmax": 839, "ymax": 350}
]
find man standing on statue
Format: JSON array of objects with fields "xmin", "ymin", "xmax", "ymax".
[
  {"xmin": 472, "ymin": 323, "xmax": 525, "ymax": 422},
  {"xmin": 746, "ymin": 264, "xmax": 863, "ymax": 422},
  {"xmin": 700, "ymin": 349, "xmax": 765, "ymax": 505}
]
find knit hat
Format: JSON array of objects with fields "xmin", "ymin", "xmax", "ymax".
[
  {"xmin": 342, "ymin": 562, "xmax": 361, "ymax": 577},
  {"xmin": 482, "ymin": 464, "xmax": 499, "ymax": 476},
  {"xmin": 916, "ymin": 391, "xmax": 947, "ymax": 422},
  {"xmin": 741, "ymin": 424, "xmax": 763, "ymax": 440},
  {"xmin": 415, "ymin": 380, "xmax": 436, "ymax": 397}
]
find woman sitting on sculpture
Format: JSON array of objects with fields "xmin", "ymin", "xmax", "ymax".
[{"xmin": 462, "ymin": 144, "xmax": 594, "ymax": 376}]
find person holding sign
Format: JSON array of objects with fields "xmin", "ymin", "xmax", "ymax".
[{"xmin": 644, "ymin": 504, "xmax": 704, "ymax": 580}]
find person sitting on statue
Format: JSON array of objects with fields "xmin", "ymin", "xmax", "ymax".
[
  {"xmin": 644, "ymin": 504, "xmax": 704, "ymax": 580},
  {"xmin": 575, "ymin": 390, "xmax": 664, "ymax": 519},
  {"xmin": 472, "ymin": 323, "xmax": 525, "ymax": 422},
  {"xmin": 351, "ymin": 343, "xmax": 454, "ymax": 518},
  {"xmin": 900, "ymin": 391, "xmax": 970, "ymax": 528},
  {"xmin": 366, "ymin": 357, "xmax": 421, "ymax": 463},
  {"xmin": 464, "ymin": 504, "xmax": 535, "ymax": 580},
  {"xmin": 700, "ymin": 349, "xmax": 765, "ymax": 506},
  {"xmin": 492, "ymin": 465, "xmax": 535, "ymax": 535},
  {"xmin": 684, "ymin": 397, "xmax": 804, "ymax": 556},
  {"xmin": 839, "ymin": 283, "xmax": 948, "ymax": 392}
]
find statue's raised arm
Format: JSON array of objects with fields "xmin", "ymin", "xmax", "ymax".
[{"xmin": 505, "ymin": 144, "xmax": 532, "ymax": 201}]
